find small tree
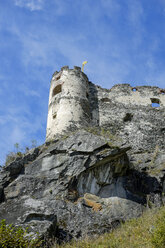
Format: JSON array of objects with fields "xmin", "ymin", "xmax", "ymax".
[
  {"xmin": 31, "ymin": 139, "xmax": 37, "ymax": 148},
  {"xmin": 14, "ymin": 143, "xmax": 22, "ymax": 156},
  {"xmin": 25, "ymin": 147, "xmax": 29, "ymax": 153},
  {"xmin": 14, "ymin": 143, "xmax": 19, "ymax": 153},
  {"xmin": 5, "ymin": 152, "xmax": 17, "ymax": 166}
]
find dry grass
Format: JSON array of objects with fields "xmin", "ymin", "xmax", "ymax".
[{"xmin": 52, "ymin": 206, "xmax": 165, "ymax": 248}]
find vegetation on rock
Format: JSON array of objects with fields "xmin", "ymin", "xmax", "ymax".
[
  {"xmin": 1, "ymin": 206, "xmax": 165, "ymax": 247},
  {"xmin": 0, "ymin": 219, "xmax": 41, "ymax": 248},
  {"xmin": 4, "ymin": 140, "xmax": 37, "ymax": 166},
  {"xmin": 54, "ymin": 206, "xmax": 165, "ymax": 248}
]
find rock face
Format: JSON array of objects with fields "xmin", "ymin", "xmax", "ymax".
[
  {"xmin": 1, "ymin": 67, "xmax": 165, "ymax": 243},
  {"xmin": 0, "ymin": 129, "xmax": 165, "ymax": 243}
]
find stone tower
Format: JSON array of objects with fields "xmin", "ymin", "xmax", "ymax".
[{"xmin": 46, "ymin": 66, "xmax": 91, "ymax": 141}]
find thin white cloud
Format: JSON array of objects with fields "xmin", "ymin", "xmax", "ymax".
[
  {"xmin": 1, "ymin": 0, "xmax": 165, "ymax": 167},
  {"xmin": 160, "ymin": 0, "xmax": 165, "ymax": 11},
  {"xmin": 14, "ymin": 0, "xmax": 44, "ymax": 11},
  {"xmin": 100, "ymin": 0, "xmax": 121, "ymax": 18},
  {"xmin": 0, "ymin": 103, "xmax": 46, "ymax": 165},
  {"xmin": 19, "ymin": 84, "xmax": 41, "ymax": 97},
  {"xmin": 127, "ymin": 0, "xmax": 144, "ymax": 26},
  {"xmin": 125, "ymin": 0, "xmax": 144, "ymax": 49},
  {"xmin": 10, "ymin": 126, "xmax": 26, "ymax": 144}
]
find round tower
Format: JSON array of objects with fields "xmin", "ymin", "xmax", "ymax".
[{"xmin": 46, "ymin": 66, "xmax": 91, "ymax": 141}]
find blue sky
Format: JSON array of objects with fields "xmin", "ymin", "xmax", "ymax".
[{"xmin": 0, "ymin": 0, "xmax": 165, "ymax": 164}]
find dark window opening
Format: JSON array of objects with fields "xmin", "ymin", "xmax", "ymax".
[
  {"xmin": 53, "ymin": 113, "xmax": 57, "ymax": 119},
  {"xmin": 101, "ymin": 98, "xmax": 111, "ymax": 103},
  {"xmin": 123, "ymin": 113, "xmax": 133, "ymax": 122},
  {"xmin": 86, "ymin": 92, "xmax": 89, "ymax": 98},
  {"xmin": 151, "ymin": 98, "xmax": 160, "ymax": 107},
  {"xmin": 52, "ymin": 84, "xmax": 62, "ymax": 97},
  {"xmin": 132, "ymin": 88, "xmax": 137, "ymax": 92},
  {"xmin": 56, "ymin": 75, "xmax": 61, "ymax": 81},
  {"xmin": 160, "ymin": 89, "xmax": 165, "ymax": 95}
]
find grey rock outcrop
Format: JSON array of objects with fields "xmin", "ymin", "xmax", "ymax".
[{"xmin": 0, "ymin": 129, "xmax": 164, "ymax": 243}]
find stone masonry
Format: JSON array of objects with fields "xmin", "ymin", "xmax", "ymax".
[
  {"xmin": 0, "ymin": 66, "xmax": 165, "ymax": 242},
  {"xmin": 46, "ymin": 66, "xmax": 165, "ymax": 153}
]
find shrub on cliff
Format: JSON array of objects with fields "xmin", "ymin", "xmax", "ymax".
[
  {"xmin": 4, "ymin": 140, "xmax": 38, "ymax": 166},
  {"xmin": 56, "ymin": 206, "xmax": 165, "ymax": 248},
  {"xmin": 0, "ymin": 219, "xmax": 41, "ymax": 248},
  {"xmin": 5, "ymin": 151, "xmax": 22, "ymax": 166}
]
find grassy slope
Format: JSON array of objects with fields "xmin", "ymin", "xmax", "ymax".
[{"xmin": 54, "ymin": 206, "xmax": 165, "ymax": 248}]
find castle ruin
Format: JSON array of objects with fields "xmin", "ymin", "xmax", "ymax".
[
  {"xmin": 1, "ymin": 66, "xmax": 165, "ymax": 241},
  {"xmin": 46, "ymin": 66, "xmax": 165, "ymax": 152}
]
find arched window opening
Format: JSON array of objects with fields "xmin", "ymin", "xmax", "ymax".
[
  {"xmin": 56, "ymin": 75, "xmax": 61, "ymax": 81},
  {"xmin": 151, "ymin": 98, "xmax": 160, "ymax": 107},
  {"xmin": 53, "ymin": 113, "xmax": 57, "ymax": 119},
  {"xmin": 123, "ymin": 113, "xmax": 133, "ymax": 122},
  {"xmin": 132, "ymin": 88, "xmax": 137, "ymax": 92},
  {"xmin": 52, "ymin": 84, "xmax": 62, "ymax": 97},
  {"xmin": 101, "ymin": 98, "xmax": 111, "ymax": 103},
  {"xmin": 160, "ymin": 89, "xmax": 165, "ymax": 95}
]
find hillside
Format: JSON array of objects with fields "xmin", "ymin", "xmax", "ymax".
[
  {"xmin": 56, "ymin": 206, "xmax": 165, "ymax": 248},
  {"xmin": 0, "ymin": 127, "xmax": 165, "ymax": 246}
]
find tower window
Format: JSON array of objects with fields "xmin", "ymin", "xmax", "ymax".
[
  {"xmin": 151, "ymin": 98, "xmax": 160, "ymax": 107},
  {"xmin": 160, "ymin": 89, "xmax": 165, "ymax": 95},
  {"xmin": 56, "ymin": 75, "xmax": 61, "ymax": 81},
  {"xmin": 53, "ymin": 113, "xmax": 57, "ymax": 119},
  {"xmin": 132, "ymin": 88, "xmax": 137, "ymax": 92},
  {"xmin": 123, "ymin": 113, "xmax": 133, "ymax": 122},
  {"xmin": 52, "ymin": 84, "xmax": 62, "ymax": 97}
]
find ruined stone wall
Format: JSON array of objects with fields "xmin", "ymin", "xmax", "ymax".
[
  {"xmin": 89, "ymin": 83, "xmax": 165, "ymax": 152},
  {"xmin": 46, "ymin": 66, "xmax": 165, "ymax": 152}
]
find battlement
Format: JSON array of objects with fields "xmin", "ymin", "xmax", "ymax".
[
  {"xmin": 51, "ymin": 66, "xmax": 88, "ymax": 82},
  {"xmin": 93, "ymin": 83, "xmax": 165, "ymax": 108},
  {"xmin": 46, "ymin": 66, "xmax": 90, "ymax": 141},
  {"xmin": 46, "ymin": 66, "xmax": 165, "ymax": 152}
]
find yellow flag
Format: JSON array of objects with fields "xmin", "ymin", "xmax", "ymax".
[
  {"xmin": 82, "ymin": 61, "xmax": 88, "ymax": 72},
  {"xmin": 83, "ymin": 61, "xmax": 88, "ymax": 65}
]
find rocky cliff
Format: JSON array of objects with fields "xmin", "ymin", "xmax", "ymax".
[{"xmin": 0, "ymin": 128, "xmax": 165, "ymax": 244}]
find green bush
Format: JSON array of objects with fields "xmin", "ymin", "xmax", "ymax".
[
  {"xmin": 5, "ymin": 151, "xmax": 23, "ymax": 166},
  {"xmin": 4, "ymin": 140, "xmax": 38, "ymax": 167},
  {"xmin": 151, "ymin": 208, "xmax": 165, "ymax": 248},
  {"xmin": 0, "ymin": 219, "xmax": 41, "ymax": 248}
]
